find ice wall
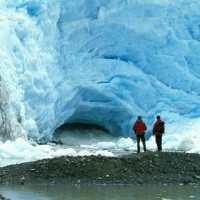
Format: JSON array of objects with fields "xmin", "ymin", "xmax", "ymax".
[
  {"xmin": 0, "ymin": 0, "xmax": 60, "ymax": 141},
  {"xmin": 1, "ymin": 0, "xmax": 200, "ymax": 142}
]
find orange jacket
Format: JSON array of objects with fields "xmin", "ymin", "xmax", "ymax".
[
  {"xmin": 133, "ymin": 120, "xmax": 147, "ymax": 135},
  {"xmin": 153, "ymin": 119, "xmax": 164, "ymax": 136}
]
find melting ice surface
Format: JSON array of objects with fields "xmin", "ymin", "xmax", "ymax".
[{"xmin": 1, "ymin": 0, "xmax": 200, "ymax": 166}]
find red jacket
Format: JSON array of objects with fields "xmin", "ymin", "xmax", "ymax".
[
  {"xmin": 153, "ymin": 119, "xmax": 164, "ymax": 136},
  {"xmin": 133, "ymin": 120, "xmax": 147, "ymax": 135}
]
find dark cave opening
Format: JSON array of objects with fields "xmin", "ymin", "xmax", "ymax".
[
  {"xmin": 52, "ymin": 122, "xmax": 113, "ymax": 146},
  {"xmin": 57, "ymin": 122, "xmax": 110, "ymax": 133}
]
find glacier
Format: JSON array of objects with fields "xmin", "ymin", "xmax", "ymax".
[{"xmin": 1, "ymin": 0, "xmax": 200, "ymax": 165}]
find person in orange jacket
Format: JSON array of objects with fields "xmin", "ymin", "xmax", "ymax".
[
  {"xmin": 153, "ymin": 115, "xmax": 165, "ymax": 151},
  {"xmin": 133, "ymin": 116, "xmax": 147, "ymax": 153}
]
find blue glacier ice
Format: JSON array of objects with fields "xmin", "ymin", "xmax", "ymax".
[{"xmin": 1, "ymin": 0, "xmax": 200, "ymax": 146}]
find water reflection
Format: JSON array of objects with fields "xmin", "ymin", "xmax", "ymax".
[{"xmin": 0, "ymin": 184, "xmax": 199, "ymax": 200}]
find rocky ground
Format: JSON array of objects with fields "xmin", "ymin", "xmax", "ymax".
[
  {"xmin": 0, "ymin": 194, "xmax": 8, "ymax": 200},
  {"xmin": 0, "ymin": 151, "xmax": 200, "ymax": 186}
]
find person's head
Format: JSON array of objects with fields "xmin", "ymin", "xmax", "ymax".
[
  {"xmin": 138, "ymin": 116, "xmax": 142, "ymax": 120},
  {"xmin": 157, "ymin": 115, "xmax": 161, "ymax": 120}
]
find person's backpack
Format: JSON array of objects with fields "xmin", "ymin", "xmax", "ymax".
[{"xmin": 156, "ymin": 121, "xmax": 165, "ymax": 133}]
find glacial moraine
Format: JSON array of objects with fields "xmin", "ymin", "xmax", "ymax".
[{"xmin": 0, "ymin": 152, "xmax": 200, "ymax": 186}]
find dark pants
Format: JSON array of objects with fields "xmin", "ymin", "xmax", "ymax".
[
  {"xmin": 156, "ymin": 135, "xmax": 162, "ymax": 151},
  {"xmin": 136, "ymin": 134, "xmax": 146, "ymax": 153}
]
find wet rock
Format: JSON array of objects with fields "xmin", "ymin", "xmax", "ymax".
[
  {"xmin": 77, "ymin": 179, "xmax": 81, "ymax": 184},
  {"xmin": 0, "ymin": 194, "xmax": 9, "ymax": 200}
]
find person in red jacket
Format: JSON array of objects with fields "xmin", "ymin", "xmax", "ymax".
[
  {"xmin": 133, "ymin": 116, "xmax": 147, "ymax": 153},
  {"xmin": 153, "ymin": 115, "xmax": 165, "ymax": 151}
]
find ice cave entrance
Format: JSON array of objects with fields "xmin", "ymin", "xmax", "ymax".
[{"xmin": 53, "ymin": 123, "xmax": 114, "ymax": 146}]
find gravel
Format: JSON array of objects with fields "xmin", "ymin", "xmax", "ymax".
[{"xmin": 0, "ymin": 152, "xmax": 200, "ymax": 186}]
